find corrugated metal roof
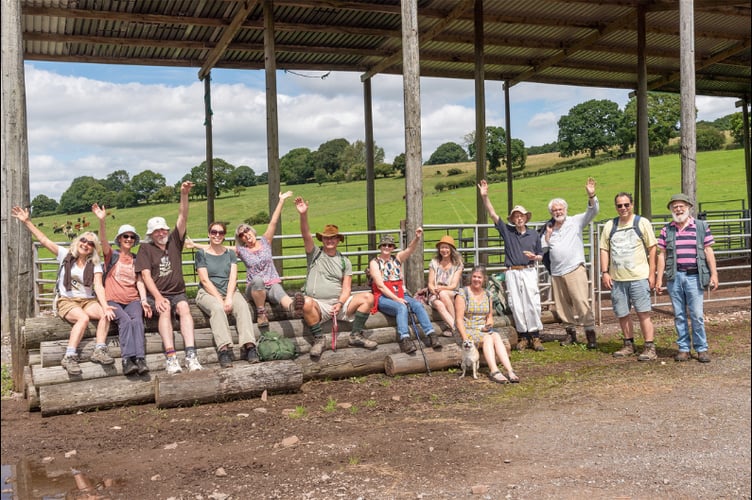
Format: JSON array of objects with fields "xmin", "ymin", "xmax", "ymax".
[{"xmin": 20, "ymin": 0, "xmax": 751, "ymax": 97}]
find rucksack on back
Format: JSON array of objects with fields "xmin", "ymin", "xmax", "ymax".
[
  {"xmin": 256, "ymin": 331, "xmax": 298, "ymax": 361},
  {"xmin": 486, "ymin": 273, "xmax": 511, "ymax": 316}
]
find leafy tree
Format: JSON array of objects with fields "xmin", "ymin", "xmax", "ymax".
[
  {"xmin": 508, "ymin": 138, "xmax": 527, "ymax": 169},
  {"xmin": 729, "ymin": 112, "xmax": 750, "ymax": 145},
  {"xmin": 338, "ymin": 140, "xmax": 385, "ymax": 172},
  {"xmin": 150, "ymin": 185, "xmax": 178, "ymax": 204},
  {"xmin": 130, "ymin": 170, "xmax": 166, "ymax": 203},
  {"xmin": 114, "ymin": 189, "xmax": 139, "ymax": 209},
  {"xmin": 393, "ymin": 153, "xmax": 406, "ymax": 176},
  {"xmin": 308, "ymin": 138, "xmax": 349, "ymax": 175},
  {"xmin": 696, "ymin": 124, "xmax": 725, "ymax": 151},
  {"xmin": 58, "ymin": 176, "xmax": 107, "ymax": 214},
  {"xmin": 425, "ymin": 142, "xmax": 468, "ymax": 165},
  {"xmin": 280, "ymin": 148, "xmax": 313, "ymax": 185},
  {"xmin": 374, "ymin": 162, "xmax": 394, "ymax": 178},
  {"xmin": 232, "ymin": 165, "xmax": 257, "ymax": 187},
  {"xmin": 186, "ymin": 158, "xmax": 236, "ymax": 197},
  {"xmin": 345, "ymin": 164, "xmax": 365, "ymax": 182},
  {"xmin": 314, "ymin": 167, "xmax": 329, "ymax": 186},
  {"xmin": 466, "ymin": 126, "xmax": 526, "ymax": 171},
  {"xmin": 527, "ymin": 142, "xmax": 559, "ymax": 155},
  {"xmin": 31, "ymin": 194, "xmax": 58, "ymax": 216},
  {"xmin": 618, "ymin": 93, "xmax": 681, "ymax": 155},
  {"xmin": 558, "ymin": 99, "xmax": 622, "ymax": 158},
  {"xmin": 256, "ymin": 171, "xmax": 268, "ymax": 185},
  {"xmin": 101, "ymin": 170, "xmax": 130, "ymax": 192}
]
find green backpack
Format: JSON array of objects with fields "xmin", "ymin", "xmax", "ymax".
[{"xmin": 256, "ymin": 331, "xmax": 298, "ymax": 361}]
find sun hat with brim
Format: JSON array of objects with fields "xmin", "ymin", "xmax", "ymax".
[
  {"xmin": 378, "ymin": 234, "xmax": 396, "ymax": 248},
  {"xmin": 667, "ymin": 193, "xmax": 693, "ymax": 210},
  {"xmin": 315, "ymin": 224, "xmax": 345, "ymax": 242},
  {"xmin": 436, "ymin": 235, "xmax": 456, "ymax": 250},
  {"xmin": 115, "ymin": 224, "xmax": 141, "ymax": 246},
  {"xmin": 509, "ymin": 205, "xmax": 532, "ymax": 223},
  {"xmin": 146, "ymin": 216, "xmax": 170, "ymax": 235}
]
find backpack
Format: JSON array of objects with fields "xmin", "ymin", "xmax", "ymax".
[
  {"xmin": 538, "ymin": 218, "xmax": 554, "ymax": 274},
  {"xmin": 103, "ymin": 250, "xmax": 120, "ymax": 282},
  {"xmin": 486, "ymin": 273, "xmax": 511, "ymax": 316},
  {"xmin": 256, "ymin": 331, "xmax": 298, "ymax": 361}
]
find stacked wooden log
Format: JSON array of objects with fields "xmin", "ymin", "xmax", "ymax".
[{"xmin": 22, "ymin": 302, "xmax": 560, "ymax": 416}]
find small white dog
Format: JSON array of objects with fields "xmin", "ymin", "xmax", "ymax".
[{"xmin": 459, "ymin": 339, "xmax": 480, "ymax": 379}]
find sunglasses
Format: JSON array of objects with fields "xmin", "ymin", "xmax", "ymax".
[
  {"xmin": 79, "ymin": 237, "xmax": 96, "ymax": 249},
  {"xmin": 616, "ymin": 203, "xmax": 631, "ymax": 209},
  {"xmin": 381, "ymin": 243, "xmax": 395, "ymax": 248},
  {"xmin": 120, "ymin": 234, "xmax": 137, "ymax": 241},
  {"xmin": 209, "ymin": 230, "xmax": 226, "ymax": 236}
]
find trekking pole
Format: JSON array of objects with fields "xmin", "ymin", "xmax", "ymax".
[
  {"xmin": 331, "ymin": 313, "xmax": 338, "ymax": 352},
  {"xmin": 408, "ymin": 312, "xmax": 431, "ymax": 376}
]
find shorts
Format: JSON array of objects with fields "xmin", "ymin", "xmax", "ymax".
[
  {"xmin": 56, "ymin": 297, "xmax": 100, "ymax": 320},
  {"xmin": 146, "ymin": 293, "xmax": 189, "ymax": 318},
  {"xmin": 611, "ymin": 279, "xmax": 652, "ymax": 318},
  {"xmin": 245, "ymin": 282, "xmax": 289, "ymax": 305},
  {"xmin": 314, "ymin": 296, "xmax": 356, "ymax": 323}
]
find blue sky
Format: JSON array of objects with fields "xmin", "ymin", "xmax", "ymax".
[{"xmin": 25, "ymin": 62, "xmax": 737, "ymax": 200}]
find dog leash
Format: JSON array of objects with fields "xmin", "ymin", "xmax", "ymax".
[
  {"xmin": 331, "ymin": 314, "xmax": 338, "ymax": 352},
  {"xmin": 408, "ymin": 311, "xmax": 431, "ymax": 376}
]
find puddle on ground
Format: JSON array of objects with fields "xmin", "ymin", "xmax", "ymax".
[{"xmin": 2, "ymin": 460, "xmax": 117, "ymax": 499}]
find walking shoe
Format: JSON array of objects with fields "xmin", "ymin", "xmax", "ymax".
[
  {"xmin": 637, "ymin": 343, "xmax": 657, "ymax": 362},
  {"xmin": 61, "ymin": 354, "xmax": 82, "ymax": 376},
  {"xmin": 428, "ymin": 334, "xmax": 443, "ymax": 350},
  {"xmin": 349, "ymin": 332, "xmax": 378, "ymax": 350},
  {"xmin": 697, "ymin": 351, "xmax": 711, "ymax": 363},
  {"xmin": 90, "ymin": 345, "xmax": 115, "ymax": 365},
  {"xmin": 399, "ymin": 337, "xmax": 417, "ymax": 354},
  {"xmin": 122, "ymin": 357, "xmax": 139, "ymax": 376},
  {"xmin": 560, "ymin": 327, "xmax": 578, "ymax": 346},
  {"xmin": 135, "ymin": 358, "xmax": 150, "ymax": 375},
  {"xmin": 310, "ymin": 335, "xmax": 326, "ymax": 358},
  {"xmin": 532, "ymin": 337, "xmax": 545, "ymax": 352},
  {"xmin": 613, "ymin": 341, "xmax": 635, "ymax": 358},
  {"xmin": 218, "ymin": 349, "xmax": 233, "ymax": 368},
  {"xmin": 244, "ymin": 345, "xmax": 260, "ymax": 364},
  {"xmin": 674, "ymin": 351, "xmax": 690, "ymax": 362},
  {"xmin": 165, "ymin": 355, "xmax": 183, "ymax": 375},
  {"xmin": 185, "ymin": 354, "xmax": 203, "ymax": 372},
  {"xmin": 585, "ymin": 328, "xmax": 598, "ymax": 350},
  {"xmin": 516, "ymin": 336, "xmax": 529, "ymax": 352}
]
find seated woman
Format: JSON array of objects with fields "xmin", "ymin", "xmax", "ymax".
[
  {"xmin": 369, "ymin": 228, "xmax": 441, "ymax": 354},
  {"xmin": 194, "ymin": 222, "xmax": 259, "ymax": 367},
  {"xmin": 455, "ymin": 265, "xmax": 519, "ymax": 384},
  {"xmin": 427, "ymin": 235, "xmax": 464, "ymax": 336}
]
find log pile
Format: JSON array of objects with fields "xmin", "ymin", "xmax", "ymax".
[{"xmin": 19, "ymin": 301, "xmax": 560, "ymax": 416}]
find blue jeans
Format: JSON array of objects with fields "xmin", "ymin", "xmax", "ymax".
[
  {"xmin": 377, "ymin": 295, "xmax": 435, "ymax": 339},
  {"xmin": 667, "ymin": 272, "xmax": 708, "ymax": 353}
]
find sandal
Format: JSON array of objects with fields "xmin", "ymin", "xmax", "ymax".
[
  {"xmin": 488, "ymin": 371, "xmax": 509, "ymax": 384},
  {"xmin": 507, "ymin": 372, "xmax": 520, "ymax": 384}
]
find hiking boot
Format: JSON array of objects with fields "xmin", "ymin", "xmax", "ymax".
[
  {"xmin": 218, "ymin": 349, "xmax": 233, "ymax": 368},
  {"xmin": 674, "ymin": 351, "xmax": 691, "ymax": 362},
  {"xmin": 532, "ymin": 337, "xmax": 545, "ymax": 352},
  {"xmin": 428, "ymin": 334, "xmax": 443, "ymax": 350},
  {"xmin": 90, "ymin": 345, "xmax": 115, "ymax": 365},
  {"xmin": 61, "ymin": 354, "xmax": 82, "ymax": 376},
  {"xmin": 349, "ymin": 331, "xmax": 378, "ymax": 350},
  {"xmin": 560, "ymin": 327, "xmax": 578, "ymax": 346},
  {"xmin": 185, "ymin": 353, "xmax": 203, "ymax": 372},
  {"xmin": 399, "ymin": 337, "xmax": 417, "ymax": 354},
  {"xmin": 122, "ymin": 357, "xmax": 139, "ymax": 376},
  {"xmin": 310, "ymin": 335, "xmax": 326, "ymax": 358},
  {"xmin": 244, "ymin": 345, "xmax": 259, "ymax": 364},
  {"xmin": 585, "ymin": 329, "xmax": 598, "ymax": 350},
  {"xmin": 516, "ymin": 336, "xmax": 529, "ymax": 352},
  {"xmin": 165, "ymin": 356, "xmax": 183, "ymax": 375},
  {"xmin": 697, "ymin": 351, "xmax": 711, "ymax": 363},
  {"xmin": 135, "ymin": 358, "xmax": 150, "ymax": 375},
  {"xmin": 637, "ymin": 343, "xmax": 657, "ymax": 362},
  {"xmin": 613, "ymin": 340, "xmax": 635, "ymax": 358},
  {"xmin": 292, "ymin": 292, "xmax": 305, "ymax": 318}
]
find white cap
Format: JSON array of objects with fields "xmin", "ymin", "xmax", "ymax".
[{"xmin": 146, "ymin": 216, "xmax": 170, "ymax": 235}]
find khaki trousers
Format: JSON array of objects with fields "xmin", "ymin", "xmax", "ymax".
[{"xmin": 551, "ymin": 264, "xmax": 595, "ymax": 329}]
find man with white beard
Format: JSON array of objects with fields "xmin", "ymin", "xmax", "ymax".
[
  {"xmin": 655, "ymin": 194, "xmax": 718, "ymax": 363},
  {"xmin": 136, "ymin": 181, "xmax": 203, "ymax": 374},
  {"xmin": 542, "ymin": 178, "xmax": 600, "ymax": 349}
]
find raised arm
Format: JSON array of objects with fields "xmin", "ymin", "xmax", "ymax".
[
  {"xmin": 263, "ymin": 191, "xmax": 293, "ymax": 243},
  {"xmin": 477, "ymin": 180, "xmax": 501, "ymax": 224},
  {"xmin": 11, "ymin": 206, "xmax": 60, "ymax": 256},
  {"xmin": 396, "ymin": 227, "xmax": 423, "ymax": 261},
  {"xmin": 92, "ymin": 203, "xmax": 112, "ymax": 258},
  {"xmin": 175, "ymin": 181, "xmax": 194, "ymax": 239},
  {"xmin": 295, "ymin": 197, "xmax": 314, "ymax": 253}
]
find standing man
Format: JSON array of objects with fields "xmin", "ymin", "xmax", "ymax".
[
  {"xmin": 599, "ymin": 192, "xmax": 658, "ymax": 361},
  {"xmin": 479, "ymin": 180, "xmax": 545, "ymax": 351},
  {"xmin": 542, "ymin": 177, "xmax": 599, "ymax": 349},
  {"xmin": 294, "ymin": 197, "xmax": 378, "ymax": 359},
  {"xmin": 136, "ymin": 181, "xmax": 203, "ymax": 374},
  {"xmin": 655, "ymin": 194, "xmax": 718, "ymax": 363}
]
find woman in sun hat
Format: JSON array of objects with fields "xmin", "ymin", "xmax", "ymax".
[
  {"xmin": 427, "ymin": 235, "xmax": 464, "ymax": 336},
  {"xmin": 93, "ymin": 203, "xmax": 152, "ymax": 376}
]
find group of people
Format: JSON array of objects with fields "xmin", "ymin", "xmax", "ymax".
[{"xmin": 13, "ymin": 176, "xmax": 718, "ymax": 379}]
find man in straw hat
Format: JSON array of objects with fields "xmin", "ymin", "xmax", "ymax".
[
  {"xmin": 655, "ymin": 193, "xmax": 718, "ymax": 363},
  {"xmin": 479, "ymin": 180, "xmax": 544, "ymax": 351},
  {"xmin": 294, "ymin": 197, "xmax": 377, "ymax": 359}
]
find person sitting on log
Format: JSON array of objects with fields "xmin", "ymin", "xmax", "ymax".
[
  {"xmin": 194, "ymin": 221, "xmax": 260, "ymax": 368},
  {"xmin": 455, "ymin": 265, "xmax": 520, "ymax": 384},
  {"xmin": 12, "ymin": 205, "xmax": 116, "ymax": 376},
  {"xmin": 294, "ymin": 197, "xmax": 377, "ymax": 359},
  {"xmin": 427, "ymin": 235, "xmax": 464, "ymax": 337},
  {"xmin": 369, "ymin": 230, "xmax": 441, "ymax": 354},
  {"xmin": 92, "ymin": 203, "xmax": 152, "ymax": 376},
  {"xmin": 135, "ymin": 181, "xmax": 203, "ymax": 375}
]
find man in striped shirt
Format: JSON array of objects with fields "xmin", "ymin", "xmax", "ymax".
[{"xmin": 655, "ymin": 194, "xmax": 719, "ymax": 363}]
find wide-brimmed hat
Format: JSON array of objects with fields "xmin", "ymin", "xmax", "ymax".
[
  {"xmin": 115, "ymin": 224, "xmax": 141, "ymax": 246},
  {"xmin": 146, "ymin": 216, "xmax": 170, "ymax": 235},
  {"xmin": 667, "ymin": 193, "xmax": 693, "ymax": 210},
  {"xmin": 509, "ymin": 205, "xmax": 532, "ymax": 223},
  {"xmin": 315, "ymin": 224, "xmax": 344, "ymax": 242},
  {"xmin": 378, "ymin": 234, "xmax": 396, "ymax": 248},
  {"xmin": 436, "ymin": 235, "xmax": 456, "ymax": 250}
]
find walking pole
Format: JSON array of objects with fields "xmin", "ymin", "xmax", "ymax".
[
  {"xmin": 408, "ymin": 312, "xmax": 431, "ymax": 376},
  {"xmin": 331, "ymin": 314, "xmax": 338, "ymax": 352}
]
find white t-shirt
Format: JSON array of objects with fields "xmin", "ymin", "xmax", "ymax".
[{"xmin": 56, "ymin": 247, "xmax": 103, "ymax": 299}]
